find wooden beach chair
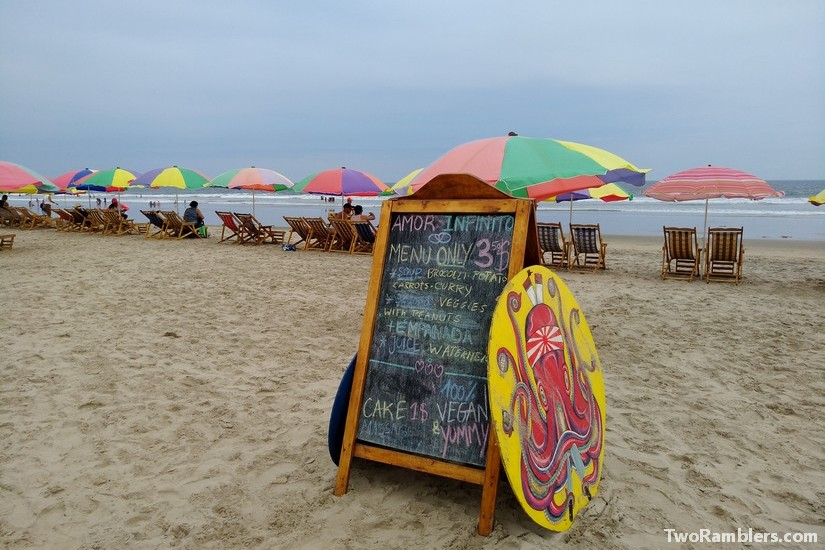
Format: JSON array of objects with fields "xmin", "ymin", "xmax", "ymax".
[
  {"xmin": 71, "ymin": 206, "xmax": 93, "ymax": 231},
  {"xmin": 0, "ymin": 234, "xmax": 13, "ymax": 251},
  {"xmin": 141, "ymin": 210, "xmax": 171, "ymax": 239},
  {"xmin": 351, "ymin": 220, "xmax": 377, "ymax": 255},
  {"xmin": 1, "ymin": 206, "xmax": 23, "ymax": 227},
  {"xmin": 162, "ymin": 210, "xmax": 200, "ymax": 239},
  {"xmin": 234, "ymin": 213, "xmax": 284, "ymax": 245},
  {"xmin": 569, "ymin": 223, "xmax": 608, "ymax": 272},
  {"xmin": 283, "ymin": 216, "xmax": 310, "ymax": 247},
  {"xmin": 301, "ymin": 217, "xmax": 333, "ymax": 251},
  {"xmin": 52, "ymin": 208, "xmax": 74, "ymax": 231},
  {"xmin": 15, "ymin": 207, "xmax": 53, "ymax": 230},
  {"xmin": 215, "ymin": 211, "xmax": 244, "ymax": 243},
  {"xmin": 537, "ymin": 222, "xmax": 568, "ymax": 269},
  {"xmin": 704, "ymin": 227, "xmax": 745, "ymax": 284},
  {"xmin": 100, "ymin": 208, "xmax": 145, "ymax": 236},
  {"xmin": 85, "ymin": 209, "xmax": 109, "ymax": 233},
  {"xmin": 328, "ymin": 218, "xmax": 356, "ymax": 253},
  {"xmin": 661, "ymin": 226, "xmax": 701, "ymax": 282}
]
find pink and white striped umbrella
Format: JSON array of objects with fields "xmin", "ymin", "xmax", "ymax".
[
  {"xmin": 643, "ymin": 166, "xmax": 783, "ymax": 244},
  {"xmin": 643, "ymin": 166, "xmax": 783, "ymax": 202}
]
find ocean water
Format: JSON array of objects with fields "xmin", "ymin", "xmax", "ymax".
[{"xmin": 11, "ymin": 180, "xmax": 824, "ymax": 241}]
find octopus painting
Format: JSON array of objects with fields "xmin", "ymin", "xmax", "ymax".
[{"xmin": 487, "ymin": 266, "xmax": 605, "ymax": 531}]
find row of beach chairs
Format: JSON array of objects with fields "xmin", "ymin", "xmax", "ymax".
[
  {"xmin": 1, "ymin": 206, "xmax": 56, "ymax": 229},
  {"xmin": 537, "ymin": 222, "xmax": 609, "ymax": 272},
  {"xmin": 660, "ymin": 226, "xmax": 745, "ymax": 284},
  {"xmin": 280, "ymin": 215, "xmax": 377, "ymax": 254},
  {"xmin": 3, "ymin": 205, "xmax": 205, "ymax": 240},
  {"xmin": 214, "ymin": 211, "xmax": 285, "ymax": 245},
  {"xmin": 536, "ymin": 222, "xmax": 745, "ymax": 283}
]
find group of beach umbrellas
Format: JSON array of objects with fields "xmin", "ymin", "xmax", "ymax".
[{"xmin": 3, "ymin": 133, "xmax": 816, "ymax": 224}]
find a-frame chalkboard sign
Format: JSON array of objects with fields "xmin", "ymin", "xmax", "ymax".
[{"xmin": 334, "ymin": 174, "xmax": 541, "ymax": 535}]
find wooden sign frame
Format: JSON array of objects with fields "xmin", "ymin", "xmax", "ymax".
[{"xmin": 334, "ymin": 174, "xmax": 541, "ymax": 536}]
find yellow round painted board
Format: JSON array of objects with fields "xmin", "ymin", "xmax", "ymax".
[{"xmin": 487, "ymin": 266, "xmax": 605, "ymax": 531}]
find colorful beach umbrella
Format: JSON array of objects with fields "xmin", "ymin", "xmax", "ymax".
[
  {"xmin": 404, "ymin": 135, "xmax": 647, "ymax": 200},
  {"xmin": 207, "ymin": 166, "xmax": 294, "ymax": 216},
  {"xmin": 52, "ymin": 168, "xmax": 97, "ymax": 190},
  {"xmin": 384, "ymin": 168, "xmax": 423, "ymax": 196},
  {"xmin": 73, "ymin": 167, "xmax": 139, "ymax": 192},
  {"xmin": 643, "ymin": 166, "xmax": 783, "ymax": 244},
  {"xmin": 132, "ymin": 166, "xmax": 210, "ymax": 213},
  {"xmin": 549, "ymin": 182, "xmax": 633, "ymax": 225},
  {"xmin": 809, "ymin": 188, "xmax": 825, "ymax": 206},
  {"xmin": 132, "ymin": 166, "xmax": 210, "ymax": 190},
  {"xmin": 293, "ymin": 167, "xmax": 387, "ymax": 197},
  {"xmin": 0, "ymin": 160, "xmax": 60, "ymax": 193}
]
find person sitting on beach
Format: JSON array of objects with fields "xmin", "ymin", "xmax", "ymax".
[
  {"xmin": 332, "ymin": 203, "xmax": 353, "ymax": 220},
  {"xmin": 350, "ymin": 205, "xmax": 375, "ymax": 222},
  {"xmin": 108, "ymin": 197, "xmax": 129, "ymax": 218},
  {"xmin": 183, "ymin": 200, "xmax": 205, "ymax": 228},
  {"xmin": 0, "ymin": 194, "xmax": 20, "ymax": 225}
]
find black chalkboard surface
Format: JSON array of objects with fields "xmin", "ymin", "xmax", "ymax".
[
  {"xmin": 356, "ymin": 213, "xmax": 515, "ymax": 466},
  {"xmin": 334, "ymin": 174, "xmax": 541, "ymax": 536}
]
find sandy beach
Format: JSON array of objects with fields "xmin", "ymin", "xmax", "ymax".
[{"xmin": 1, "ymin": 226, "xmax": 823, "ymax": 549}]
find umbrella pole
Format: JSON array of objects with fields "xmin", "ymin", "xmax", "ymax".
[
  {"xmin": 252, "ymin": 190, "xmax": 256, "ymax": 217},
  {"xmin": 701, "ymin": 198, "xmax": 709, "ymax": 249},
  {"xmin": 569, "ymin": 200, "xmax": 574, "ymax": 227},
  {"xmin": 176, "ymin": 191, "xmax": 179, "ymax": 214}
]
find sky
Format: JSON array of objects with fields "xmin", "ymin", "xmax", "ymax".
[{"xmin": 1, "ymin": 0, "xmax": 823, "ymax": 183}]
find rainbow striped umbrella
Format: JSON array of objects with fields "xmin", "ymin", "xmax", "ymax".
[
  {"xmin": 293, "ymin": 167, "xmax": 387, "ymax": 197},
  {"xmin": 131, "ymin": 166, "xmax": 210, "ymax": 213},
  {"xmin": 404, "ymin": 135, "xmax": 647, "ymax": 199},
  {"xmin": 549, "ymin": 183, "xmax": 633, "ymax": 225},
  {"xmin": 0, "ymin": 160, "xmax": 59, "ymax": 193},
  {"xmin": 132, "ymin": 166, "xmax": 209, "ymax": 190},
  {"xmin": 52, "ymin": 168, "xmax": 97, "ymax": 190},
  {"xmin": 207, "ymin": 167, "xmax": 294, "ymax": 216},
  {"xmin": 73, "ymin": 167, "xmax": 139, "ymax": 192},
  {"xmin": 643, "ymin": 166, "xmax": 783, "ymax": 244}
]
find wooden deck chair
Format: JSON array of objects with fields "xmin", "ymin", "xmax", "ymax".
[
  {"xmin": 234, "ymin": 213, "xmax": 284, "ymax": 245},
  {"xmin": 537, "ymin": 222, "xmax": 568, "ymax": 269},
  {"xmin": 1, "ymin": 206, "xmax": 23, "ymax": 227},
  {"xmin": 0, "ymin": 234, "xmax": 13, "ymax": 250},
  {"xmin": 704, "ymin": 227, "xmax": 745, "ymax": 284},
  {"xmin": 162, "ymin": 210, "xmax": 200, "ymax": 239},
  {"xmin": 662, "ymin": 226, "xmax": 701, "ymax": 282},
  {"xmin": 283, "ymin": 216, "xmax": 310, "ymax": 247},
  {"xmin": 52, "ymin": 208, "xmax": 74, "ymax": 230},
  {"xmin": 569, "ymin": 223, "xmax": 608, "ymax": 272},
  {"xmin": 351, "ymin": 221, "xmax": 377, "ymax": 255},
  {"xmin": 101, "ymin": 209, "xmax": 145, "ymax": 235},
  {"xmin": 328, "ymin": 218, "xmax": 356, "ymax": 252},
  {"xmin": 71, "ymin": 206, "xmax": 94, "ymax": 231},
  {"xmin": 141, "ymin": 210, "xmax": 171, "ymax": 239},
  {"xmin": 301, "ymin": 217, "xmax": 333, "ymax": 251},
  {"xmin": 100, "ymin": 209, "xmax": 125, "ymax": 235},
  {"xmin": 85, "ymin": 209, "xmax": 109, "ymax": 233},
  {"xmin": 15, "ymin": 207, "xmax": 52, "ymax": 230},
  {"xmin": 215, "ymin": 211, "xmax": 244, "ymax": 243}
]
